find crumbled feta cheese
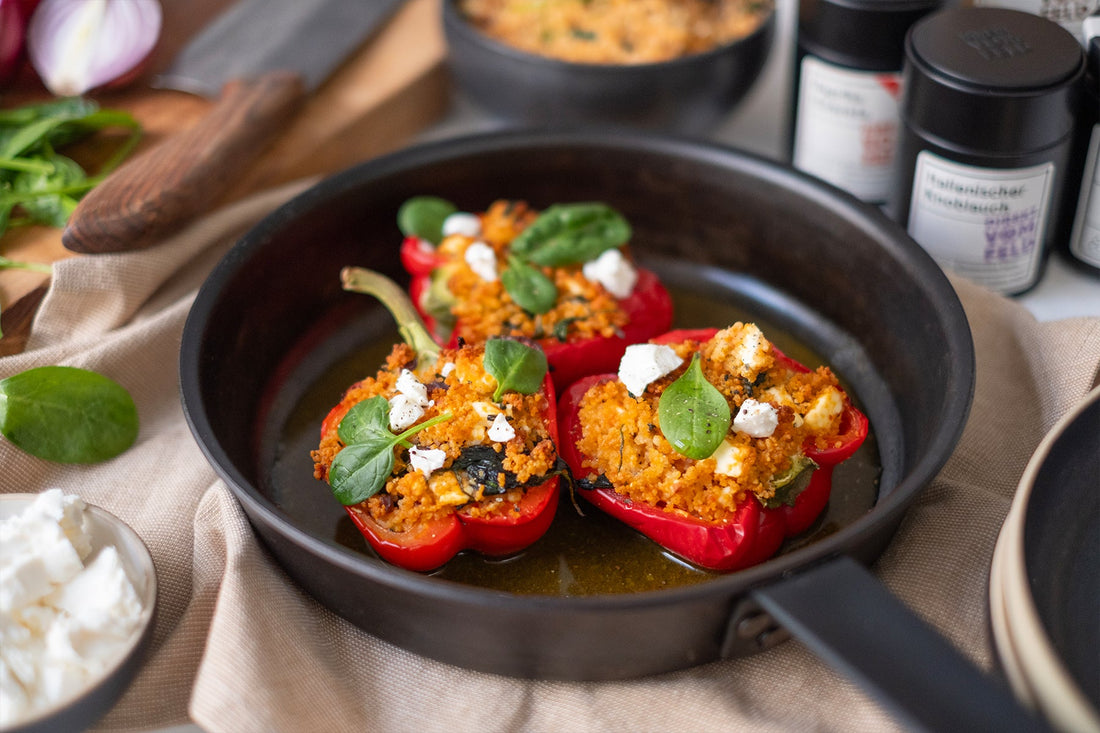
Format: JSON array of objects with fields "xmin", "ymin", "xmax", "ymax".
[
  {"xmin": 733, "ymin": 399, "xmax": 779, "ymax": 438},
  {"xmin": 388, "ymin": 394, "xmax": 425, "ymax": 431},
  {"xmin": 395, "ymin": 369, "xmax": 432, "ymax": 408},
  {"xmin": 442, "ymin": 212, "xmax": 481, "ymax": 238},
  {"xmin": 581, "ymin": 248, "xmax": 638, "ymax": 299},
  {"xmin": 618, "ymin": 343, "xmax": 683, "ymax": 397},
  {"xmin": 388, "ymin": 370, "xmax": 433, "ymax": 431},
  {"xmin": 408, "ymin": 446, "xmax": 447, "ymax": 476},
  {"xmin": 804, "ymin": 386, "xmax": 844, "ymax": 432},
  {"xmin": 440, "ymin": 361, "xmax": 456, "ymax": 378},
  {"xmin": 735, "ymin": 324, "xmax": 770, "ymax": 377},
  {"xmin": 487, "ymin": 413, "xmax": 516, "ymax": 442},
  {"xmin": 712, "ymin": 439, "xmax": 750, "ymax": 477},
  {"xmin": 0, "ymin": 491, "xmax": 144, "ymax": 728},
  {"xmin": 464, "ymin": 241, "xmax": 498, "ymax": 281}
]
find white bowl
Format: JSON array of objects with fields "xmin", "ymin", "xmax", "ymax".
[{"xmin": 0, "ymin": 493, "xmax": 158, "ymax": 733}]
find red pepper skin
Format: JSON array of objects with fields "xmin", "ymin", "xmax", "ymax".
[
  {"xmin": 400, "ymin": 236, "xmax": 674, "ymax": 390},
  {"xmin": 557, "ymin": 330, "xmax": 869, "ymax": 573},
  {"xmin": 400, "ymin": 235, "xmax": 444, "ymax": 277},
  {"xmin": 322, "ymin": 372, "xmax": 560, "ymax": 572}
]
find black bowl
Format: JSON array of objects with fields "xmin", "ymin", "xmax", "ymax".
[
  {"xmin": 180, "ymin": 131, "xmax": 991, "ymax": 724},
  {"xmin": 442, "ymin": 0, "xmax": 776, "ymax": 134}
]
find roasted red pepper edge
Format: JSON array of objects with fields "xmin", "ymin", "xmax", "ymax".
[
  {"xmin": 321, "ymin": 371, "xmax": 560, "ymax": 573},
  {"xmin": 401, "ymin": 236, "xmax": 674, "ymax": 390},
  {"xmin": 556, "ymin": 328, "xmax": 869, "ymax": 573}
]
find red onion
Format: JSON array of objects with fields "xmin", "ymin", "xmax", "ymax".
[
  {"xmin": 0, "ymin": 0, "xmax": 27, "ymax": 87},
  {"xmin": 26, "ymin": 0, "xmax": 162, "ymax": 96}
]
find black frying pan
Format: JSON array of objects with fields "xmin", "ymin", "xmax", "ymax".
[{"xmin": 179, "ymin": 130, "xmax": 1045, "ymax": 731}]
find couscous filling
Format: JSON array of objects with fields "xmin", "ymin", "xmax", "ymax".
[
  {"xmin": 574, "ymin": 323, "xmax": 850, "ymax": 524},
  {"xmin": 429, "ymin": 199, "xmax": 631, "ymax": 344},
  {"xmin": 312, "ymin": 341, "xmax": 557, "ymax": 533},
  {"xmin": 458, "ymin": 0, "xmax": 773, "ymax": 64}
]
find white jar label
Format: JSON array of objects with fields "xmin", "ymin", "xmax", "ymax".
[
  {"xmin": 792, "ymin": 56, "xmax": 902, "ymax": 204},
  {"xmin": 1069, "ymin": 123, "xmax": 1100, "ymax": 268},
  {"xmin": 907, "ymin": 151, "xmax": 1054, "ymax": 294}
]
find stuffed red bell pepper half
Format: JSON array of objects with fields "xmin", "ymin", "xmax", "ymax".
[
  {"xmin": 311, "ymin": 267, "xmax": 561, "ymax": 572},
  {"xmin": 396, "ymin": 196, "xmax": 673, "ymax": 390},
  {"xmin": 557, "ymin": 326, "xmax": 869, "ymax": 573}
]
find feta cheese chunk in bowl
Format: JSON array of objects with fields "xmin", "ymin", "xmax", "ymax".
[{"xmin": 0, "ymin": 491, "xmax": 157, "ymax": 733}]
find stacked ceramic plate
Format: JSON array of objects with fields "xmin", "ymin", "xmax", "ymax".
[{"xmin": 990, "ymin": 386, "xmax": 1100, "ymax": 733}]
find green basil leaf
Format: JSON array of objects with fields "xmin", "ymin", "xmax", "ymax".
[
  {"xmin": 336, "ymin": 396, "xmax": 391, "ymax": 445},
  {"xmin": 397, "ymin": 195, "xmax": 457, "ymax": 245},
  {"xmin": 328, "ymin": 434, "xmax": 400, "ymax": 505},
  {"xmin": 501, "ymin": 256, "xmax": 557, "ymax": 315},
  {"xmin": 509, "ymin": 202, "xmax": 631, "ymax": 266},
  {"xmin": 484, "ymin": 337, "xmax": 548, "ymax": 402},
  {"xmin": 0, "ymin": 366, "xmax": 139, "ymax": 463},
  {"xmin": 657, "ymin": 353, "xmax": 731, "ymax": 460},
  {"xmin": 328, "ymin": 394, "xmax": 453, "ymax": 505}
]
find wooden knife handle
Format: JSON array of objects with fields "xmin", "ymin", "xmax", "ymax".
[{"xmin": 62, "ymin": 71, "xmax": 306, "ymax": 254}]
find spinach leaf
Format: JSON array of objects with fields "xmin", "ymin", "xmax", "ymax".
[
  {"xmin": 0, "ymin": 98, "xmax": 141, "ymax": 237},
  {"xmin": 397, "ymin": 195, "xmax": 457, "ymax": 245},
  {"xmin": 762, "ymin": 455, "xmax": 818, "ymax": 508},
  {"xmin": 501, "ymin": 255, "xmax": 557, "ymax": 314},
  {"xmin": 11, "ymin": 153, "xmax": 85, "ymax": 227},
  {"xmin": 0, "ymin": 366, "xmax": 139, "ymax": 463},
  {"xmin": 0, "ymin": 256, "xmax": 51, "ymax": 272},
  {"xmin": 328, "ymin": 395, "xmax": 453, "ymax": 505},
  {"xmin": 509, "ymin": 202, "xmax": 631, "ymax": 266},
  {"xmin": 657, "ymin": 353, "xmax": 731, "ymax": 460},
  {"xmin": 483, "ymin": 337, "xmax": 548, "ymax": 402}
]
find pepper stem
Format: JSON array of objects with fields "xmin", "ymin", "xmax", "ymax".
[{"xmin": 340, "ymin": 266, "xmax": 441, "ymax": 362}]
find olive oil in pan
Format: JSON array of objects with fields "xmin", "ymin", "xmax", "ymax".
[{"xmin": 264, "ymin": 284, "xmax": 882, "ymax": 596}]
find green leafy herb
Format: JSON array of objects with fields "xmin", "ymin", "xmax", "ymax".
[
  {"xmin": 397, "ymin": 195, "xmax": 457, "ymax": 245},
  {"xmin": 483, "ymin": 337, "xmax": 548, "ymax": 402},
  {"xmin": 0, "ymin": 366, "xmax": 139, "ymax": 463},
  {"xmin": 762, "ymin": 455, "xmax": 818, "ymax": 508},
  {"xmin": 328, "ymin": 395, "xmax": 454, "ymax": 505},
  {"xmin": 0, "ymin": 256, "xmax": 52, "ymax": 273},
  {"xmin": 501, "ymin": 255, "xmax": 557, "ymax": 314},
  {"xmin": 551, "ymin": 316, "xmax": 582, "ymax": 342},
  {"xmin": 509, "ymin": 202, "xmax": 631, "ymax": 267},
  {"xmin": 0, "ymin": 98, "xmax": 142, "ymax": 237},
  {"xmin": 657, "ymin": 353, "xmax": 731, "ymax": 460}
]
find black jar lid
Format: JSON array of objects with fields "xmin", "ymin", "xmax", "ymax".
[
  {"xmin": 799, "ymin": 0, "xmax": 944, "ymax": 70},
  {"xmin": 902, "ymin": 7, "xmax": 1085, "ymax": 155}
]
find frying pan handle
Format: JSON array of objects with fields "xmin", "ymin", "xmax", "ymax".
[{"xmin": 749, "ymin": 555, "xmax": 1050, "ymax": 733}]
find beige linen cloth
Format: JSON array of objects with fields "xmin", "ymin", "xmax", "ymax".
[{"xmin": 2, "ymin": 181, "xmax": 1099, "ymax": 733}]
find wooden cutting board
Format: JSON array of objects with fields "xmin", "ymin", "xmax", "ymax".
[{"xmin": 0, "ymin": 0, "xmax": 448, "ymax": 354}]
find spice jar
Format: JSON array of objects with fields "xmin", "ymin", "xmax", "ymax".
[
  {"xmin": 1068, "ymin": 16, "xmax": 1100, "ymax": 273},
  {"xmin": 891, "ymin": 7, "xmax": 1086, "ymax": 295},
  {"xmin": 789, "ymin": 0, "xmax": 944, "ymax": 205}
]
